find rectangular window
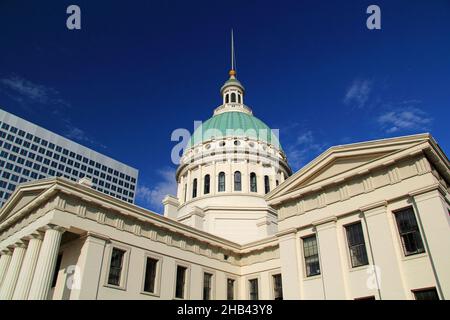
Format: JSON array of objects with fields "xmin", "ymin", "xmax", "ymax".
[
  {"xmin": 272, "ymin": 274, "xmax": 283, "ymax": 300},
  {"xmin": 227, "ymin": 278, "xmax": 235, "ymax": 300},
  {"xmin": 303, "ymin": 235, "xmax": 320, "ymax": 277},
  {"xmin": 107, "ymin": 248, "xmax": 126, "ymax": 286},
  {"xmin": 413, "ymin": 288, "xmax": 439, "ymax": 300},
  {"xmin": 203, "ymin": 272, "xmax": 213, "ymax": 300},
  {"xmin": 394, "ymin": 207, "xmax": 425, "ymax": 256},
  {"xmin": 175, "ymin": 265, "xmax": 187, "ymax": 299},
  {"xmin": 249, "ymin": 278, "xmax": 259, "ymax": 300},
  {"xmin": 143, "ymin": 257, "xmax": 158, "ymax": 294},
  {"xmin": 345, "ymin": 222, "xmax": 369, "ymax": 267}
]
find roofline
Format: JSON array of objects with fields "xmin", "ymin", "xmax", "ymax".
[{"xmin": 265, "ymin": 133, "xmax": 444, "ymax": 200}]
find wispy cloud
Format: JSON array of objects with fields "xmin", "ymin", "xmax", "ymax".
[
  {"xmin": 136, "ymin": 167, "xmax": 177, "ymax": 211},
  {"xmin": 377, "ymin": 107, "xmax": 432, "ymax": 134},
  {"xmin": 285, "ymin": 129, "xmax": 327, "ymax": 171},
  {"xmin": 344, "ymin": 79, "xmax": 372, "ymax": 108},
  {"xmin": 0, "ymin": 74, "xmax": 68, "ymax": 107},
  {"xmin": 1, "ymin": 74, "xmax": 105, "ymax": 148}
]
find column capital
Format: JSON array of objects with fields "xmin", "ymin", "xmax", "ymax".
[
  {"xmin": 41, "ymin": 224, "xmax": 66, "ymax": 233},
  {"xmin": 312, "ymin": 216, "xmax": 337, "ymax": 231},
  {"xmin": 26, "ymin": 231, "xmax": 45, "ymax": 241},
  {"xmin": 360, "ymin": 200, "xmax": 388, "ymax": 218},
  {"xmin": 0, "ymin": 248, "xmax": 12, "ymax": 255}
]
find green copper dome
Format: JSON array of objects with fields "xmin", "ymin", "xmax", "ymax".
[{"xmin": 188, "ymin": 111, "xmax": 282, "ymax": 149}]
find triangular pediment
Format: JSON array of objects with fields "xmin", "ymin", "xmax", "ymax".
[
  {"xmin": 298, "ymin": 152, "xmax": 391, "ymax": 187},
  {"xmin": 0, "ymin": 179, "xmax": 56, "ymax": 225},
  {"xmin": 267, "ymin": 134, "xmax": 434, "ymax": 202}
]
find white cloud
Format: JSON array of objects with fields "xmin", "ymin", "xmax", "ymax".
[
  {"xmin": 0, "ymin": 75, "xmax": 67, "ymax": 106},
  {"xmin": 286, "ymin": 130, "xmax": 327, "ymax": 171},
  {"xmin": 344, "ymin": 79, "xmax": 372, "ymax": 108},
  {"xmin": 136, "ymin": 167, "xmax": 178, "ymax": 211},
  {"xmin": 377, "ymin": 107, "xmax": 432, "ymax": 133}
]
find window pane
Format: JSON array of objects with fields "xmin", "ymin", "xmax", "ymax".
[
  {"xmin": 303, "ymin": 235, "xmax": 320, "ymax": 277},
  {"xmin": 264, "ymin": 175, "xmax": 270, "ymax": 194},
  {"xmin": 272, "ymin": 274, "xmax": 283, "ymax": 300},
  {"xmin": 108, "ymin": 248, "xmax": 125, "ymax": 286},
  {"xmin": 227, "ymin": 279, "xmax": 235, "ymax": 300},
  {"xmin": 234, "ymin": 171, "xmax": 241, "ymax": 191},
  {"xmin": 249, "ymin": 279, "xmax": 259, "ymax": 300},
  {"xmin": 250, "ymin": 173, "xmax": 257, "ymax": 192},
  {"xmin": 175, "ymin": 266, "xmax": 187, "ymax": 299},
  {"xmin": 218, "ymin": 172, "xmax": 225, "ymax": 192},
  {"xmin": 203, "ymin": 273, "xmax": 213, "ymax": 300},
  {"xmin": 345, "ymin": 222, "xmax": 369, "ymax": 267},
  {"xmin": 204, "ymin": 174, "xmax": 210, "ymax": 194},
  {"xmin": 143, "ymin": 257, "xmax": 158, "ymax": 293},
  {"xmin": 414, "ymin": 288, "xmax": 439, "ymax": 300},
  {"xmin": 395, "ymin": 208, "xmax": 425, "ymax": 256}
]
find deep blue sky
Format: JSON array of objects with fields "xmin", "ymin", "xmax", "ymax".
[{"xmin": 1, "ymin": 0, "xmax": 449, "ymax": 211}]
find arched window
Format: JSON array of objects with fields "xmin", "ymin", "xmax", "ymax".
[
  {"xmin": 192, "ymin": 179, "xmax": 198, "ymax": 198},
  {"xmin": 204, "ymin": 174, "xmax": 210, "ymax": 195},
  {"xmin": 218, "ymin": 172, "xmax": 225, "ymax": 192},
  {"xmin": 231, "ymin": 92, "xmax": 236, "ymax": 103},
  {"xmin": 234, "ymin": 171, "xmax": 242, "ymax": 191},
  {"xmin": 225, "ymin": 94, "xmax": 229, "ymax": 104},
  {"xmin": 276, "ymin": 180, "xmax": 279, "ymax": 186},
  {"xmin": 250, "ymin": 172, "xmax": 257, "ymax": 192},
  {"xmin": 238, "ymin": 94, "xmax": 241, "ymax": 104},
  {"xmin": 264, "ymin": 175, "xmax": 270, "ymax": 194}
]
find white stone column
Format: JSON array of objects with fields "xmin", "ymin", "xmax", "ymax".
[
  {"xmin": 0, "ymin": 250, "xmax": 12, "ymax": 288},
  {"xmin": 0, "ymin": 243, "xmax": 27, "ymax": 300},
  {"xmin": 69, "ymin": 233, "xmax": 107, "ymax": 300},
  {"xmin": 411, "ymin": 188, "xmax": 450, "ymax": 299},
  {"xmin": 13, "ymin": 233, "xmax": 43, "ymax": 300},
  {"xmin": 277, "ymin": 228, "xmax": 302, "ymax": 299},
  {"xmin": 313, "ymin": 217, "xmax": 348, "ymax": 299},
  {"xmin": 361, "ymin": 203, "xmax": 407, "ymax": 299},
  {"xmin": 28, "ymin": 226, "xmax": 64, "ymax": 300}
]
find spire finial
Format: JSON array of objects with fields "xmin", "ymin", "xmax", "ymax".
[{"xmin": 229, "ymin": 29, "xmax": 236, "ymax": 78}]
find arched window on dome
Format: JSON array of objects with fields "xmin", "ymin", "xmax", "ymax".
[
  {"xmin": 204, "ymin": 174, "xmax": 210, "ymax": 195},
  {"xmin": 225, "ymin": 94, "xmax": 229, "ymax": 104},
  {"xmin": 264, "ymin": 175, "xmax": 270, "ymax": 194},
  {"xmin": 192, "ymin": 179, "xmax": 198, "ymax": 198},
  {"xmin": 250, "ymin": 173, "xmax": 257, "ymax": 192},
  {"xmin": 238, "ymin": 94, "xmax": 241, "ymax": 104},
  {"xmin": 218, "ymin": 172, "xmax": 225, "ymax": 192},
  {"xmin": 231, "ymin": 92, "xmax": 236, "ymax": 103},
  {"xmin": 234, "ymin": 171, "xmax": 242, "ymax": 191}
]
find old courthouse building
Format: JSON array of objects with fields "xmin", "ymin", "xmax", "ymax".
[{"xmin": 0, "ymin": 62, "xmax": 449, "ymax": 300}]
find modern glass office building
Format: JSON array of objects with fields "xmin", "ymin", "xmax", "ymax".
[{"xmin": 0, "ymin": 108, "xmax": 138, "ymax": 207}]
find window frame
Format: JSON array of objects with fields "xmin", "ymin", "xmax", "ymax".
[
  {"xmin": 344, "ymin": 221, "xmax": 369, "ymax": 268},
  {"xmin": 269, "ymin": 271, "xmax": 283, "ymax": 300},
  {"xmin": 104, "ymin": 243, "xmax": 130, "ymax": 290},
  {"xmin": 412, "ymin": 287, "xmax": 439, "ymax": 300},
  {"xmin": 174, "ymin": 262, "xmax": 190, "ymax": 300},
  {"xmin": 393, "ymin": 207, "xmax": 425, "ymax": 257},
  {"xmin": 250, "ymin": 172, "xmax": 257, "ymax": 192},
  {"xmin": 302, "ymin": 234, "xmax": 321, "ymax": 278},
  {"xmin": 140, "ymin": 253, "xmax": 163, "ymax": 297},
  {"xmin": 248, "ymin": 277, "xmax": 260, "ymax": 300},
  {"xmin": 202, "ymin": 269, "xmax": 215, "ymax": 300},
  {"xmin": 218, "ymin": 172, "xmax": 225, "ymax": 192},
  {"xmin": 204, "ymin": 174, "xmax": 210, "ymax": 195},
  {"xmin": 192, "ymin": 178, "xmax": 198, "ymax": 198},
  {"xmin": 225, "ymin": 275, "xmax": 238, "ymax": 300},
  {"xmin": 234, "ymin": 171, "xmax": 242, "ymax": 191}
]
